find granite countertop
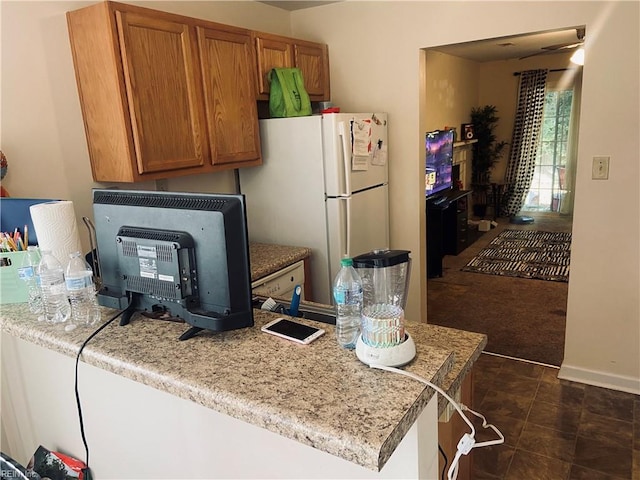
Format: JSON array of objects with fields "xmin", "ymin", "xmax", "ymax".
[
  {"xmin": 0, "ymin": 303, "xmax": 485, "ymax": 472},
  {"xmin": 424, "ymin": 323, "xmax": 488, "ymax": 413},
  {"xmin": 249, "ymin": 242, "xmax": 311, "ymax": 281}
]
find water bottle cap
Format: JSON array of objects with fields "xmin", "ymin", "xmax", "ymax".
[{"xmin": 340, "ymin": 257, "xmax": 353, "ymax": 267}]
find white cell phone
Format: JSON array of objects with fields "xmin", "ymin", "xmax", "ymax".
[{"xmin": 261, "ymin": 317, "xmax": 325, "ymax": 345}]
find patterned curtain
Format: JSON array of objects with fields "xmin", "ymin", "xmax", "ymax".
[{"xmin": 503, "ymin": 69, "xmax": 548, "ymax": 216}]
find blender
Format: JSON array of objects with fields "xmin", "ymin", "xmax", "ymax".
[{"xmin": 352, "ymin": 249, "xmax": 416, "ymax": 367}]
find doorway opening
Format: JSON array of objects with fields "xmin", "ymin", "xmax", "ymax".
[{"xmin": 423, "ymin": 27, "xmax": 582, "ymax": 367}]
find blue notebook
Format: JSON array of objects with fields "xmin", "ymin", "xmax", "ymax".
[{"xmin": 0, "ymin": 198, "xmax": 58, "ymax": 246}]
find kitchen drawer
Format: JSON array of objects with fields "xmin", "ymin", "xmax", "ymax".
[{"xmin": 251, "ymin": 260, "xmax": 305, "ymax": 299}]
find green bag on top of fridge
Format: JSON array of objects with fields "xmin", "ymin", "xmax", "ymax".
[{"xmin": 268, "ymin": 68, "xmax": 312, "ymax": 118}]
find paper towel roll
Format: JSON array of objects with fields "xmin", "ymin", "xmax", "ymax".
[{"xmin": 30, "ymin": 200, "xmax": 83, "ymax": 264}]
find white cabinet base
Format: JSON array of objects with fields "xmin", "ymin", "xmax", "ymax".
[
  {"xmin": 2, "ymin": 334, "xmax": 438, "ymax": 479},
  {"xmin": 251, "ymin": 259, "xmax": 305, "ymax": 300}
]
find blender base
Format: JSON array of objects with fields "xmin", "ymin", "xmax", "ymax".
[{"xmin": 355, "ymin": 333, "xmax": 416, "ymax": 367}]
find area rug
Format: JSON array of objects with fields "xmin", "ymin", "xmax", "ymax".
[{"xmin": 461, "ymin": 229, "xmax": 572, "ymax": 282}]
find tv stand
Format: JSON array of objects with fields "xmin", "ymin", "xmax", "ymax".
[{"xmin": 426, "ymin": 190, "xmax": 472, "ymax": 278}]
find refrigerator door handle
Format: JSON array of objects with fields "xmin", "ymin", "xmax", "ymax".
[
  {"xmin": 338, "ymin": 121, "xmax": 352, "ymax": 197},
  {"xmin": 337, "ymin": 195, "xmax": 351, "ymax": 258}
]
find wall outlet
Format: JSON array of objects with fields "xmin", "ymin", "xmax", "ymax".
[{"xmin": 592, "ymin": 156, "xmax": 610, "ymax": 180}]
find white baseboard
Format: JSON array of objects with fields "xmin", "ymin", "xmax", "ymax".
[{"xmin": 558, "ymin": 363, "xmax": 640, "ymax": 394}]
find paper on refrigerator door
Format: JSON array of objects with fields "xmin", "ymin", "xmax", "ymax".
[
  {"xmin": 372, "ymin": 142, "xmax": 387, "ymax": 166},
  {"xmin": 352, "ymin": 156, "xmax": 368, "ymax": 171},
  {"xmin": 352, "ymin": 118, "xmax": 372, "ymax": 156},
  {"xmin": 351, "ymin": 118, "xmax": 372, "ymax": 171}
]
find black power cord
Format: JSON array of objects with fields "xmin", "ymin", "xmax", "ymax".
[
  {"xmin": 438, "ymin": 444, "xmax": 448, "ymax": 480},
  {"xmin": 74, "ymin": 301, "xmax": 131, "ymax": 468}
]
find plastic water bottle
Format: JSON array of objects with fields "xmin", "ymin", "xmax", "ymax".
[
  {"xmin": 36, "ymin": 250, "xmax": 71, "ymax": 324},
  {"xmin": 65, "ymin": 251, "xmax": 101, "ymax": 330},
  {"xmin": 17, "ymin": 246, "xmax": 43, "ymax": 314},
  {"xmin": 333, "ymin": 257, "xmax": 363, "ymax": 349}
]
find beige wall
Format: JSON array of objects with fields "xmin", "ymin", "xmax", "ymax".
[
  {"xmin": 418, "ymin": 51, "xmax": 479, "ymax": 286},
  {"xmin": 292, "ymin": 1, "xmax": 639, "ymax": 392},
  {"xmin": 477, "ymin": 51, "xmax": 579, "ymax": 182},
  {"xmin": 423, "ymin": 50, "xmax": 576, "ymax": 187},
  {"xmin": 424, "ymin": 51, "xmax": 479, "ymax": 136},
  {"xmin": 2, "ymin": 1, "xmax": 639, "ymax": 392}
]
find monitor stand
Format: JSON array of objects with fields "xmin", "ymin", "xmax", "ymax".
[
  {"xmin": 179, "ymin": 326, "xmax": 204, "ymax": 341},
  {"xmin": 120, "ymin": 302, "xmax": 137, "ymax": 326}
]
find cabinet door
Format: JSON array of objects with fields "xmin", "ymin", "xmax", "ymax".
[
  {"xmin": 255, "ymin": 36, "xmax": 293, "ymax": 96},
  {"xmin": 294, "ymin": 43, "xmax": 330, "ymax": 101},
  {"xmin": 116, "ymin": 11, "xmax": 207, "ymax": 174},
  {"xmin": 197, "ymin": 27, "xmax": 261, "ymax": 166}
]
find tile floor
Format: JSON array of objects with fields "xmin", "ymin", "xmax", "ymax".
[{"xmin": 467, "ymin": 353, "xmax": 640, "ymax": 479}]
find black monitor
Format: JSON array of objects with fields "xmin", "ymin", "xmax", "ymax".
[
  {"xmin": 425, "ymin": 129, "xmax": 454, "ymax": 199},
  {"xmin": 92, "ymin": 189, "xmax": 253, "ymax": 340}
]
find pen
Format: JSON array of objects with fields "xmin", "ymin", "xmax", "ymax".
[
  {"xmin": 8, "ymin": 234, "xmax": 18, "ymax": 251},
  {"xmin": 1, "ymin": 233, "xmax": 17, "ymax": 251},
  {"xmin": 24, "ymin": 225, "xmax": 28, "ymax": 247},
  {"xmin": 16, "ymin": 232, "xmax": 25, "ymax": 251}
]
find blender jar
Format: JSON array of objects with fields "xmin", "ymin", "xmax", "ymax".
[{"xmin": 352, "ymin": 249, "xmax": 411, "ymax": 348}]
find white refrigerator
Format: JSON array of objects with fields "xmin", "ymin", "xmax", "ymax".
[{"xmin": 239, "ymin": 113, "xmax": 389, "ymax": 305}]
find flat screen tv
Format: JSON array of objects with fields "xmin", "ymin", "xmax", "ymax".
[
  {"xmin": 425, "ymin": 129, "xmax": 454, "ymax": 199},
  {"xmin": 92, "ymin": 189, "xmax": 254, "ymax": 340}
]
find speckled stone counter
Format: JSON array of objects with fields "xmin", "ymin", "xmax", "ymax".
[
  {"xmin": 1, "ymin": 303, "xmax": 485, "ymax": 472},
  {"xmin": 249, "ymin": 242, "xmax": 311, "ymax": 281},
  {"xmin": 425, "ymin": 324, "xmax": 487, "ymax": 412}
]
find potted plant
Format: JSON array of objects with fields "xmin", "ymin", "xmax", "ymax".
[{"xmin": 470, "ymin": 105, "xmax": 508, "ymax": 216}]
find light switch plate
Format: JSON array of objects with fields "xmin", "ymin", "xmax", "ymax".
[{"xmin": 592, "ymin": 156, "xmax": 610, "ymax": 180}]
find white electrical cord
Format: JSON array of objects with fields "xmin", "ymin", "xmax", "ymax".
[{"xmin": 369, "ymin": 363, "xmax": 504, "ymax": 480}]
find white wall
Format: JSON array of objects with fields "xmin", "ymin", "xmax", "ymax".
[
  {"xmin": 0, "ymin": 0, "xmax": 292, "ymax": 253},
  {"xmin": 291, "ymin": 1, "xmax": 639, "ymax": 392}
]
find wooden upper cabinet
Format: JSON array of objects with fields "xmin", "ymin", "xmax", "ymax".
[
  {"xmin": 116, "ymin": 11, "xmax": 206, "ymax": 175},
  {"xmin": 253, "ymin": 32, "xmax": 330, "ymax": 102},
  {"xmin": 294, "ymin": 42, "xmax": 330, "ymax": 100},
  {"xmin": 255, "ymin": 36, "xmax": 293, "ymax": 96},
  {"xmin": 197, "ymin": 27, "xmax": 261, "ymax": 167},
  {"xmin": 67, "ymin": 1, "xmax": 261, "ymax": 183}
]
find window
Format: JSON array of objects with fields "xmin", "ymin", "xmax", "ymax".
[{"xmin": 524, "ymin": 89, "xmax": 573, "ymax": 212}]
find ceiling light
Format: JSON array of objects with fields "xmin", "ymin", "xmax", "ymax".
[{"xmin": 570, "ymin": 47, "xmax": 584, "ymax": 65}]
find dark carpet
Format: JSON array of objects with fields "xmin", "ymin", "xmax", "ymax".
[
  {"xmin": 427, "ymin": 213, "xmax": 572, "ymax": 366},
  {"xmin": 461, "ymin": 229, "xmax": 571, "ymax": 282}
]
